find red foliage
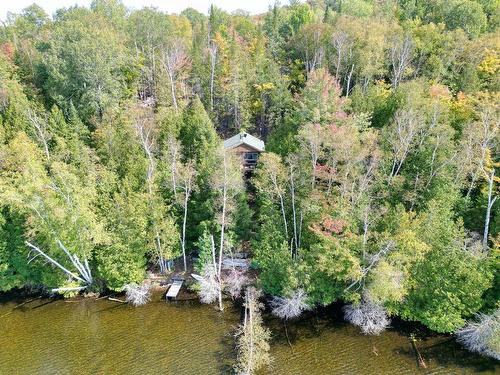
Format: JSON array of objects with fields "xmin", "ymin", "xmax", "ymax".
[
  {"xmin": 1, "ymin": 42, "xmax": 14, "ymax": 60},
  {"xmin": 314, "ymin": 163, "xmax": 336, "ymax": 179},
  {"xmin": 322, "ymin": 217, "xmax": 346, "ymax": 234},
  {"xmin": 310, "ymin": 216, "xmax": 347, "ymax": 237},
  {"xmin": 328, "ymin": 124, "xmax": 339, "ymax": 134},
  {"xmin": 335, "ymin": 111, "xmax": 348, "ymax": 119}
]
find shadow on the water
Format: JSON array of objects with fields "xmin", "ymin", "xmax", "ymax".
[
  {"xmin": 263, "ymin": 301, "xmax": 348, "ymax": 346},
  {"xmin": 30, "ymin": 298, "xmax": 59, "ymax": 310},
  {"xmin": 217, "ymin": 330, "xmax": 237, "ymax": 374},
  {"xmin": 393, "ymin": 331, "xmax": 499, "ymax": 373},
  {"xmin": 384, "ymin": 317, "xmax": 499, "ymax": 372}
]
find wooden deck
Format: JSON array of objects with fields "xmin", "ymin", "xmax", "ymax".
[{"xmin": 166, "ymin": 278, "xmax": 184, "ymax": 300}]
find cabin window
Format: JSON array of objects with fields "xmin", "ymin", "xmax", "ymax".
[{"xmin": 244, "ymin": 152, "xmax": 258, "ymax": 161}]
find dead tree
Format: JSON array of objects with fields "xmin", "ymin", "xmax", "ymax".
[
  {"xmin": 344, "ymin": 298, "xmax": 390, "ymax": 335},
  {"xmin": 234, "ymin": 287, "xmax": 271, "ymax": 375},
  {"xmin": 271, "ymin": 289, "xmax": 310, "ymax": 320},
  {"xmin": 456, "ymin": 309, "xmax": 500, "ymax": 360},
  {"xmin": 26, "ymin": 240, "xmax": 92, "ymax": 292},
  {"xmin": 124, "ymin": 282, "xmax": 152, "ymax": 306},
  {"xmin": 226, "ymin": 269, "xmax": 250, "ymax": 299},
  {"xmin": 160, "ymin": 40, "xmax": 188, "ymax": 111},
  {"xmin": 194, "ymin": 234, "xmax": 223, "ymax": 310},
  {"xmin": 389, "ymin": 35, "xmax": 413, "ymax": 88}
]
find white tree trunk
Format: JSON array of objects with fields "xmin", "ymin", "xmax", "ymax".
[
  {"xmin": 211, "ymin": 235, "xmax": 223, "ymax": 311},
  {"xmin": 483, "ymin": 169, "xmax": 497, "ymax": 247},
  {"xmin": 209, "ymin": 43, "xmax": 217, "ymax": 111},
  {"xmin": 181, "ymin": 183, "xmax": 190, "ymax": 272},
  {"xmin": 289, "ymin": 163, "xmax": 298, "ymax": 256}
]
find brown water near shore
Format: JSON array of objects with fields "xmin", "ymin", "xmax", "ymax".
[{"xmin": 0, "ymin": 294, "xmax": 498, "ymax": 374}]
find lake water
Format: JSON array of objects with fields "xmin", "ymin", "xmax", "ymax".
[{"xmin": 0, "ymin": 294, "xmax": 498, "ymax": 374}]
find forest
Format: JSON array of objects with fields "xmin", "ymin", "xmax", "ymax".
[{"xmin": 0, "ymin": 0, "xmax": 498, "ymax": 369}]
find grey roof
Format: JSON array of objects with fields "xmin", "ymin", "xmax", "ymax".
[{"xmin": 223, "ymin": 132, "xmax": 265, "ymax": 152}]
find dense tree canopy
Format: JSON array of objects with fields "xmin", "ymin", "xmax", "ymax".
[{"xmin": 0, "ymin": 0, "xmax": 498, "ymax": 337}]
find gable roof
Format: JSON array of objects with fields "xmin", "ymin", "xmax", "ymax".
[{"xmin": 223, "ymin": 132, "xmax": 265, "ymax": 152}]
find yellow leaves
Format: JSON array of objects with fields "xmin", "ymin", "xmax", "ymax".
[
  {"xmin": 469, "ymin": 90, "xmax": 500, "ymax": 108},
  {"xmin": 366, "ymin": 261, "xmax": 405, "ymax": 304},
  {"xmin": 374, "ymin": 79, "xmax": 391, "ymax": 99},
  {"xmin": 449, "ymin": 91, "xmax": 474, "ymax": 121},
  {"xmin": 253, "ymin": 82, "xmax": 275, "ymax": 92},
  {"xmin": 394, "ymin": 229, "xmax": 431, "ymax": 263},
  {"xmin": 248, "ymin": 36, "xmax": 265, "ymax": 57},
  {"xmin": 2, "ymin": 132, "xmax": 44, "ymax": 174},
  {"xmin": 483, "ymin": 149, "xmax": 500, "ymax": 182},
  {"xmin": 213, "ymin": 32, "xmax": 229, "ymax": 55},
  {"xmin": 251, "ymin": 82, "xmax": 276, "ymax": 111},
  {"xmin": 169, "ymin": 15, "xmax": 193, "ymax": 45},
  {"xmin": 478, "ymin": 49, "xmax": 500, "ymax": 76}
]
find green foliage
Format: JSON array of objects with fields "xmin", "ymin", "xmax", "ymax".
[
  {"xmin": 43, "ymin": 7, "xmax": 132, "ymax": 122},
  {"xmin": 180, "ymin": 96, "xmax": 219, "ymax": 166},
  {"xmin": 0, "ymin": 209, "xmax": 29, "ymax": 291},
  {"xmin": 253, "ymin": 203, "xmax": 294, "ymax": 296},
  {"xmin": 397, "ymin": 199, "xmax": 494, "ymax": 332},
  {"xmin": 194, "ymin": 229, "xmax": 213, "ymax": 273},
  {"xmin": 95, "ymin": 243, "xmax": 146, "ymax": 291},
  {"xmin": 0, "ymin": 1, "xmax": 497, "ymax": 341},
  {"xmin": 233, "ymin": 192, "xmax": 254, "ymax": 242},
  {"xmin": 302, "ymin": 234, "xmax": 363, "ymax": 306},
  {"xmin": 442, "ymin": 0, "xmax": 488, "ymax": 38}
]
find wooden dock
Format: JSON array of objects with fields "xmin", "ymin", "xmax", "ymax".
[{"xmin": 166, "ymin": 278, "xmax": 184, "ymax": 300}]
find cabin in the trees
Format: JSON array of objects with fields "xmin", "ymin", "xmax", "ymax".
[{"xmin": 224, "ymin": 132, "xmax": 265, "ymax": 171}]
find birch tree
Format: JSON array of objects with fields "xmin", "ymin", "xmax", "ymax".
[
  {"xmin": 389, "ymin": 35, "xmax": 413, "ymax": 88},
  {"xmin": 455, "ymin": 103, "xmax": 499, "ymax": 197},
  {"xmin": 234, "ymin": 287, "xmax": 271, "ymax": 375},
  {"xmin": 26, "ymin": 109, "xmax": 50, "ymax": 160},
  {"xmin": 211, "ymin": 147, "xmax": 243, "ymax": 278},
  {"xmin": 160, "ymin": 39, "xmax": 189, "ymax": 111},
  {"xmin": 133, "ymin": 106, "xmax": 178, "ymax": 273},
  {"xmin": 0, "ymin": 133, "xmax": 104, "ymax": 292},
  {"xmin": 298, "ymin": 123, "xmax": 323, "ymax": 189},
  {"xmin": 177, "ymin": 161, "xmax": 196, "ymax": 271},
  {"xmin": 483, "ymin": 168, "xmax": 498, "ymax": 247},
  {"xmin": 254, "ymin": 153, "xmax": 289, "ymax": 241},
  {"xmin": 386, "ymin": 108, "xmax": 424, "ymax": 184}
]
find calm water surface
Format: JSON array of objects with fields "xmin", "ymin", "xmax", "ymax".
[{"xmin": 0, "ymin": 294, "xmax": 498, "ymax": 374}]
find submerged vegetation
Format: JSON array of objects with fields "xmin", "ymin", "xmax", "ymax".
[{"xmin": 0, "ymin": 0, "xmax": 498, "ymax": 367}]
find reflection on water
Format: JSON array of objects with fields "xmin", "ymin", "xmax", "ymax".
[
  {"xmin": 262, "ymin": 305, "xmax": 499, "ymax": 375},
  {"xmin": 0, "ymin": 295, "xmax": 498, "ymax": 374}
]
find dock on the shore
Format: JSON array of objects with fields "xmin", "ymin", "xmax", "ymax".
[{"xmin": 166, "ymin": 278, "xmax": 184, "ymax": 300}]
